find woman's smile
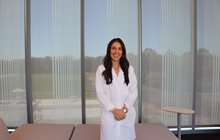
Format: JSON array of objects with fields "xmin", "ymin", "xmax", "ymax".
[{"xmin": 110, "ymin": 42, "xmax": 122, "ymax": 62}]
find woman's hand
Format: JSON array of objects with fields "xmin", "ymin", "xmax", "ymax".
[{"xmin": 111, "ymin": 108, "xmax": 126, "ymax": 121}]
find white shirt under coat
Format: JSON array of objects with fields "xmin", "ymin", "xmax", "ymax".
[{"xmin": 95, "ymin": 64, "xmax": 138, "ymax": 140}]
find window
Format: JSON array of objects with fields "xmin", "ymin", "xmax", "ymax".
[
  {"xmin": 142, "ymin": 0, "xmax": 194, "ymax": 126},
  {"xmin": 0, "ymin": 0, "xmax": 26, "ymax": 127},
  {"xmin": 1, "ymin": 0, "xmax": 220, "ymax": 129},
  {"xmin": 31, "ymin": 0, "xmax": 81, "ymax": 124},
  {"xmin": 196, "ymin": 0, "xmax": 220, "ymax": 125},
  {"xmin": 85, "ymin": 0, "xmax": 139, "ymax": 123}
]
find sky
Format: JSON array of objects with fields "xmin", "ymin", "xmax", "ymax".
[
  {"xmin": 30, "ymin": 0, "xmax": 220, "ymax": 57},
  {"xmin": 31, "ymin": 0, "xmax": 52, "ymax": 57}
]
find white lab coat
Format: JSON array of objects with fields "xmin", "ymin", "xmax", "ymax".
[{"xmin": 95, "ymin": 64, "xmax": 138, "ymax": 140}]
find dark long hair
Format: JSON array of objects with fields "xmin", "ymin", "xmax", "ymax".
[{"xmin": 102, "ymin": 38, "xmax": 130, "ymax": 85}]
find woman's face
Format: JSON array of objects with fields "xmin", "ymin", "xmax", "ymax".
[{"xmin": 110, "ymin": 41, "xmax": 123, "ymax": 62}]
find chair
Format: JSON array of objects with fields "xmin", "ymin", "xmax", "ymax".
[{"xmin": 0, "ymin": 117, "xmax": 11, "ymax": 140}]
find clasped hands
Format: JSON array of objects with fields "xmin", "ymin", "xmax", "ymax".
[{"xmin": 111, "ymin": 106, "xmax": 128, "ymax": 121}]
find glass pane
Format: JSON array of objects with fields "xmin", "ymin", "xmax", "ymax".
[
  {"xmin": 142, "ymin": 0, "xmax": 194, "ymax": 126},
  {"xmin": 196, "ymin": 0, "xmax": 220, "ymax": 125},
  {"xmin": 85, "ymin": 0, "xmax": 139, "ymax": 123},
  {"xmin": 0, "ymin": 0, "xmax": 27, "ymax": 127},
  {"xmin": 31, "ymin": 0, "xmax": 81, "ymax": 124}
]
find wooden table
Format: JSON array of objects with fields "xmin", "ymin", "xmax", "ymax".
[
  {"xmin": 71, "ymin": 123, "xmax": 178, "ymax": 140},
  {"xmin": 11, "ymin": 124, "xmax": 75, "ymax": 140},
  {"xmin": 161, "ymin": 107, "xmax": 195, "ymax": 140}
]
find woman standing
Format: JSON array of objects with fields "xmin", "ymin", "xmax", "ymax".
[{"xmin": 95, "ymin": 38, "xmax": 138, "ymax": 140}]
